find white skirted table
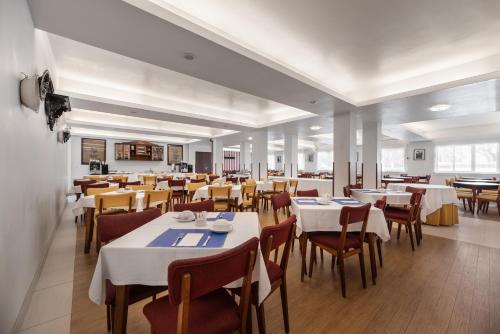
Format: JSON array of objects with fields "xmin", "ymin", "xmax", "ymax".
[
  {"xmin": 387, "ymin": 183, "xmax": 460, "ymax": 226},
  {"xmin": 269, "ymin": 176, "xmax": 333, "ymax": 195},
  {"xmin": 350, "ymin": 189, "xmax": 412, "ymax": 205},
  {"xmin": 89, "ymin": 212, "xmax": 270, "ymax": 334}
]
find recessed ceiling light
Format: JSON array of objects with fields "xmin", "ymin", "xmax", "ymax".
[
  {"xmin": 247, "ymin": 136, "xmax": 253, "ymax": 140},
  {"xmin": 309, "ymin": 125, "xmax": 321, "ymax": 131},
  {"xmin": 429, "ymin": 104, "xmax": 450, "ymax": 112},
  {"xmin": 183, "ymin": 52, "xmax": 196, "ymax": 61}
]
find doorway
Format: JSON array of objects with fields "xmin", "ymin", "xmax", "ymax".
[{"xmin": 195, "ymin": 151, "xmax": 212, "ymax": 173}]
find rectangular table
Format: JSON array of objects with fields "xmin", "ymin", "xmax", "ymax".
[
  {"xmin": 291, "ymin": 197, "xmax": 390, "ymax": 281},
  {"xmin": 192, "ymin": 185, "xmax": 243, "ymax": 204},
  {"xmin": 351, "ymin": 189, "xmax": 412, "ymax": 205},
  {"xmin": 89, "ymin": 212, "xmax": 270, "ymax": 334}
]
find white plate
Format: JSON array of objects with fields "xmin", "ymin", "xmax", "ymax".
[
  {"xmin": 175, "ymin": 216, "xmax": 195, "ymax": 222},
  {"xmin": 210, "ymin": 225, "xmax": 233, "ymax": 233}
]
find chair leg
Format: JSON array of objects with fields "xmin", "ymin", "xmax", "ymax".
[
  {"xmin": 358, "ymin": 252, "xmax": 367, "ymax": 289},
  {"xmin": 338, "ymin": 256, "xmax": 346, "ymax": 298},
  {"xmin": 280, "ymin": 281, "xmax": 290, "ymax": 333},
  {"xmin": 256, "ymin": 303, "xmax": 266, "ymax": 334},
  {"xmin": 308, "ymin": 243, "xmax": 316, "ymax": 278},
  {"xmin": 407, "ymin": 222, "xmax": 415, "ymax": 251},
  {"xmin": 397, "ymin": 224, "xmax": 402, "ymax": 240},
  {"xmin": 320, "ymin": 249, "xmax": 324, "ymax": 262},
  {"xmin": 414, "ymin": 223, "xmax": 420, "ymax": 246},
  {"xmin": 106, "ymin": 305, "xmax": 111, "ymax": 332},
  {"xmin": 376, "ymin": 238, "xmax": 383, "ymax": 267},
  {"xmin": 331, "ymin": 255, "xmax": 336, "ymax": 270}
]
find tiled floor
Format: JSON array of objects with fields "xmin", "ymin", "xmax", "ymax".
[
  {"xmin": 17, "ymin": 201, "xmax": 500, "ymax": 334},
  {"xmin": 18, "ymin": 205, "xmax": 76, "ymax": 334}
]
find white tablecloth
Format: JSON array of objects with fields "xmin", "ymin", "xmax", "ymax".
[
  {"xmin": 72, "ymin": 191, "xmax": 145, "ymax": 216},
  {"xmin": 387, "ymin": 183, "xmax": 459, "ymax": 221},
  {"xmin": 291, "ymin": 197, "xmax": 390, "ymax": 241},
  {"xmin": 351, "ymin": 189, "xmax": 412, "ymax": 205},
  {"xmin": 255, "ymin": 181, "xmax": 274, "ymax": 192},
  {"xmin": 192, "ymin": 185, "xmax": 243, "ymax": 205},
  {"xmin": 89, "ymin": 212, "xmax": 271, "ymax": 304},
  {"xmin": 269, "ymin": 177, "xmax": 333, "ymax": 195}
]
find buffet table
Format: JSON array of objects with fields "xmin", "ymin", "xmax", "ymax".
[{"xmin": 387, "ymin": 183, "xmax": 460, "ymax": 226}]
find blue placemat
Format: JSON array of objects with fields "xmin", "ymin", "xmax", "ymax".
[
  {"xmin": 206, "ymin": 212, "xmax": 236, "ymax": 221},
  {"xmin": 332, "ymin": 198, "xmax": 365, "ymax": 205},
  {"xmin": 293, "ymin": 198, "xmax": 319, "ymax": 205},
  {"xmin": 147, "ymin": 229, "xmax": 227, "ymax": 248}
]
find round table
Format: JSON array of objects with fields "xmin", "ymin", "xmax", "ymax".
[{"xmin": 453, "ymin": 181, "xmax": 499, "ymax": 212}]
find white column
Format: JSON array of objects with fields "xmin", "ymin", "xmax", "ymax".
[
  {"xmin": 239, "ymin": 141, "xmax": 251, "ymax": 171},
  {"xmin": 212, "ymin": 138, "xmax": 224, "ymax": 175},
  {"xmin": 362, "ymin": 121, "xmax": 381, "ymax": 189},
  {"xmin": 284, "ymin": 134, "xmax": 298, "ymax": 178},
  {"xmin": 333, "ymin": 112, "xmax": 357, "ymax": 196},
  {"xmin": 250, "ymin": 129, "xmax": 268, "ymax": 180}
]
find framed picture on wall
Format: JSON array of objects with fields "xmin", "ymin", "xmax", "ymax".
[
  {"xmin": 167, "ymin": 144, "xmax": 183, "ymax": 164},
  {"xmin": 413, "ymin": 149, "xmax": 425, "ymax": 160},
  {"xmin": 81, "ymin": 138, "xmax": 106, "ymax": 164},
  {"xmin": 276, "ymin": 155, "xmax": 282, "ymax": 163},
  {"xmin": 307, "ymin": 154, "xmax": 314, "ymax": 162}
]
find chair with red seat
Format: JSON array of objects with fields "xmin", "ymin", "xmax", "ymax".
[
  {"xmin": 73, "ymin": 179, "xmax": 96, "ymax": 200},
  {"xmin": 308, "ymin": 203, "xmax": 372, "ymax": 298},
  {"xmin": 233, "ymin": 215, "xmax": 296, "ymax": 333},
  {"xmin": 271, "ymin": 192, "xmax": 292, "ymax": 261},
  {"xmin": 97, "ymin": 208, "xmax": 166, "ymax": 331},
  {"xmin": 169, "ymin": 179, "xmax": 186, "ymax": 204},
  {"xmin": 173, "ymin": 200, "xmax": 215, "ymax": 212},
  {"xmin": 385, "ymin": 192, "xmax": 423, "ymax": 251},
  {"xmin": 404, "ymin": 186, "xmax": 425, "ymax": 242},
  {"xmin": 296, "ymin": 189, "xmax": 319, "ymax": 197},
  {"xmin": 343, "ymin": 184, "xmax": 362, "ymax": 197},
  {"xmin": 143, "ymin": 238, "xmax": 259, "ymax": 334},
  {"xmin": 373, "ymin": 196, "xmax": 387, "ymax": 267}
]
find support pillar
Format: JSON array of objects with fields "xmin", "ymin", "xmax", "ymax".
[
  {"xmin": 212, "ymin": 138, "xmax": 223, "ymax": 175},
  {"xmin": 333, "ymin": 112, "xmax": 357, "ymax": 196},
  {"xmin": 362, "ymin": 121, "xmax": 381, "ymax": 189},
  {"xmin": 284, "ymin": 134, "xmax": 298, "ymax": 178},
  {"xmin": 250, "ymin": 129, "xmax": 268, "ymax": 180}
]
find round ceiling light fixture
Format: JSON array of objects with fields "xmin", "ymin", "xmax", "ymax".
[
  {"xmin": 183, "ymin": 52, "xmax": 196, "ymax": 61},
  {"xmin": 309, "ymin": 125, "xmax": 321, "ymax": 131},
  {"xmin": 429, "ymin": 104, "xmax": 450, "ymax": 112},
  {"xmin": 247, "ymin": 136, "xmax": 253, "ymax": 140}
]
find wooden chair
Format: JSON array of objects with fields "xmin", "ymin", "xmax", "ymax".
[
  {"xmin": 169, "ymin": 179, "xmax": 186, "ymax": 204},
  {"xmin": 262, "ymin": 181, "xmax": 287, "ymax": 210},
  {"xmin": 73, "ymin": 179, "xmax": 95, "ymax": 200},
  {"xmin": 187, "ymin": 181, "xmax": 207, "ymax": 202},
  {"xmin": 142, "ymin": 175, "xmax": 157, "ymax": 186},
  {"xmin": 296, "ymin": 189, "xmax": 319, "ymax": 197},
  {"xmin": 233, "ymin": 215, "xmax": 296, "ymax": 334},
  {"xmin": 111, "ymin": 175, "xmax": 128, "ymax": 183},
  {"xmin": 208, "ymin": 186, "xmax": 232, "ymax": 212},
  {"xmin": 208, "ymin": 175, "xmax": 220, "ymax": 184},
  {"xmin": 308, "ymin": 204, "xmax": 372, "ymax": 298},
  {"xmin": 84, "ymin": 182, "xmax": 110, "ymax": 196},
  {"xmin": 144, "ymin": 189, "xmax": 172, "ymax": 213},
  {"xmin": 373, "ymin": 196, "xmax": 387, "ymax": 267},
  {"xmin": 174, "ymin": 200, "xmax": 215, "ymax": 212},
  {"xmin": 94, "ymin": 192, "xmax": 136, "ymax": 252},
  {"xmin": 84, "ymin": 175, "xmax": 108, "ymax": 182},
  {"xmin": 126, "ymin": 184, "xmax": 154, "ymax": 191},
  {"xmin": 238, "ymin": 184, "xmax": 258, "ymax": 212},
  {"xmin": 385, "ymin": 192, "xmax": 423, "ymax": 251},
  {"xmin": 343, "ymin": 184, "xmax": 362, "ymax": 197},
  {"xmin": 120, "ymin": 181, "xmax": 140, "ymax": 188},
  {"xmin": 244, "ymin": 179, "xmax": 257, "ymax": 186},
  {"xmin": 477, "ymin": 186, "xmax": 500, "ymax": 215},
  {"xmin": 97, "ymin": 209, "xmax": 166, "ymax": 331},
  {"xmin": 288, "ymin": 179, "xmax": 299, "ymax": 197},
  {"xmin": 143, "ymin": 238, "xmax": 258, "ymax": 334},
  {"xmin": 86, "ymin": 185, "xmax": 119, "ymax": 196}
]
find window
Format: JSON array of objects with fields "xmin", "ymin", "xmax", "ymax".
[
  {"xmin": 317, "ymin": 151, "xmax": 333, "ymax": 171},
  {"xmin": 298, "ymin": 152, "xmax": 305, "ymax": 171},
  {"xmin": 475, "ymin": 143, "xmax": 498, "ymax": 172},
  {"xmin": 435, "ymin": 143, "xmax": 498, "ymax": 173},
  {"xmin": 267, "ymin": 153, "xmax": 275, "ymax": 170},
  {"xmin": 381, "ymin": 148, "xmax": 405, "ymax": 172}
]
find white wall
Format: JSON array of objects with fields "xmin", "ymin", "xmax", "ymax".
[{"xmin": 0, "ymin": 1, "xmax": 68, "ymax": 332}]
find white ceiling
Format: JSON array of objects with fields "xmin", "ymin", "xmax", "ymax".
[{"xmin": 131, "ymin": 0, "xmax": 500, "ymax": 105}]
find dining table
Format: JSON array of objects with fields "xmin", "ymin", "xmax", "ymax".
[
  {"xmin": 381, "ymin": 178, "xmax": 405, "ymax": 187},
  {"xmin": 387, "ymin": 183, "xmax": 460, "ymax": 226},
  {"xmin": 89, "ymin": 212, "xmax": 270, "ymax": 334},
  {"xmin": 290, "ymin": 197, "xmax": 390, "ymax": 282},
  {"xmin": 350, "ymin": 189, "xmax": 412, "ymax": 205},
  {"xmin": 452, "ymin": 181, "xmax": 499, "ymax": 212}
]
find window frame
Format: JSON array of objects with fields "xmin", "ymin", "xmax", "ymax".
[{"xmin": 434, "ymin": 142, "xmax": 500, "ymax": 174}]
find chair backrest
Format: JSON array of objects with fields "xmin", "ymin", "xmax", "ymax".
[
  {"xmin": 86, "ymin": 185, "xmax": 119, "ymax": 196},
  {"xmin": 167, "ymin": 237, "xmax": 258, "ymax": 332},
  {"xmin": 343, "ymin": 184, "xmax": 361, "ymax": 197},
  {"xmin": 409, "ymin": 192, "xmax": 423, "ymax": 221},
  {"xmin": 84, "ymin": 182, "xmax": 110, "ymax": 195},
  {"xmin": 338, "ymin": 203, "xmax": 372, "ymax": 248},
  {"xmin": 143, "ymin": 175, "xmax": 157, "ymax": 185},
  {"xmin": 296, "ymin": 189, "xmax": 319, "ymax": 197},
  {"xmin": 273, "ymin": 181, "xmax": 287, "ymax": 192},
  {"xmin": 226, "ymin": 177, "xmax": 238, "ymax": 184},
  {"xmin": 144, "ymin": 189, "xmax": 172, "ymax": 210},
  {"xmin": 374, "ymin": 196, "xmax": 387, "ymax": 211},
  {"xmin": 244, "ymin": 179, "xmax": 257, "ymax": 186},
  {"xmin": 260, "ymin": 215, "xmax": 296, "ymax": 271},
  {"xmin": 111, "ymin": 175, "xmax": 128, "ymax": 183},
  {"xmin": 98, "ymin": 208, "xmax": 161, "ymax": 244},
  {"xmin": 187, "ymin": 181, "xmax": 206, "ymax": 192},
  {"xmin": 289, "ymin": 179, "xmax": 299, "ymax": 194},
  {"xmin": 403, "ymin": 177, "xmax": 413, "ymax": 183},
  {"xmin": 405, "ymin": 186, "xmax": 426, "ymax": 195},
  {"xmin": 169, "ymin": 179, "xmax": 186, "ymax": 189},
  {"xmin": 411, "ymin": 176, "xmax": 419, "ymax": 183},
  {"xmin": 73, "ymin": 179, "xmax": 96, "ymax": 187},
  {"xmin": 208, "ymin": 186, "xmax": 231, "ymax": 199},
  {"xmin": 174, "ymin": 199, "xmax": 215, "ymax": 212},
  {"xmin": 120, "ymin": 181, "xmax": 140, "ymax": 188},
  {"xmin": 127, "ymin": 184, "xmax": 154, "ymax": 191},
  {"xmin": 208, "ymin": 175, "xmax": 220, "ymax": 182},
  {"xmin": 94, "ymin": 192, "xmax": 136, "ymax": 213},
  {"xmin": 84, "ymin": 175, "xmax": 108, "ymax": 181},
  {"xmin": 271, "ymin": 192, "xmax": 291, "ymax": 224},
  {"xmin": 190, "ymin": 179, "xmax": 205, "ymax": 184}
]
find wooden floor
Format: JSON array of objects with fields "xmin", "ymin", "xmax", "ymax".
[{"xmin": 71, "ymin": 210, "xmax": 500, "ymax": 334}]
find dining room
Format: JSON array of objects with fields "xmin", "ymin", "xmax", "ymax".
[{"xmin": 3, "ymin": 1, "xmax": 500, "ymax": 334}]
